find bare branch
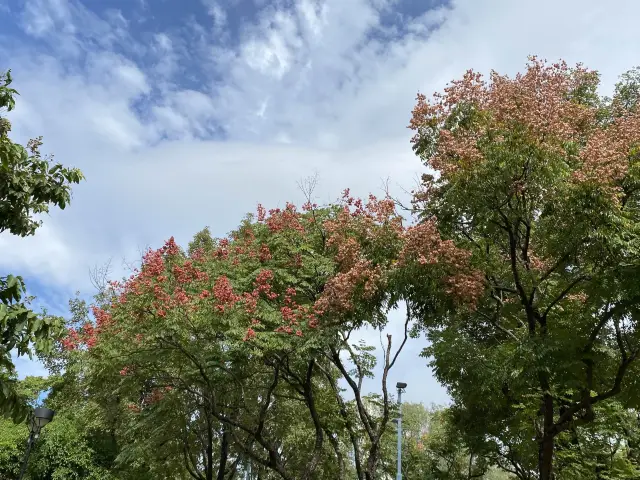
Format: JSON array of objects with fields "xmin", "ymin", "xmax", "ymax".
[
  {"xmin": 89, "ymin": 257, "xmax": 112, "ymax": 295},
  {"xmin": 297, "ymin": 172, "xmax": 320, "ymax": 204},
  {"xmin": 388, "ymin": 306, "xmax": 411, "ymax": 370}
]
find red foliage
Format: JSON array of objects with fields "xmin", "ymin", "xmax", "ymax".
[
  {"xmin": 400, "ymin": 220, "xmax": 484, "ymax": 306},
  {"xmin": 61, "ymin": 193, "xmax": 479, "ymax": 353},
  {"xmin": 266, "ymin": 203, "xmax": 305, "ymax": 233},
  {"xmin": 61, "ymin": 328, "xmax": 80, "ymax": 351},
  {"xmin": 212, "ymin": 276, "xmax": 240, "ymax": 312},
  {"xmin": 257, "ymin": 204, "xmax": 266, "ymax": 222},
  {"xmin": 243, "ymin": 327, "xmax": 256, "ymax": 341}
]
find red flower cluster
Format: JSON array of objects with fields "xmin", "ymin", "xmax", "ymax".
[
  {"xmin": 314, "ymin": 191, "xmax": 403, "ymax": 315},
  {"xmin": 266, "ymin": 203, "xmax": 305, "ymax": 233},
  {"xmin": 61, "ymin": 318, "xmax": 103, "ymax": 351},
  {"xmin": 243, "ymin": 327, "xmax": 256, "ymax": 341},
  {"xmin": 257, "ymin": 204, "xmax": 266, "ymax": 222},
  {"xmin": 259, "ymin": 244, "xmax": 272, "ymax": 262},
  {"xmin": 173, "ymin": 260, "xmax": 209, "ymax": 284},
  {"xmin": 315, "ymin": 259, "xmax": 383, "ymax": 313},
  {"xmin": 92, "ymin": 306, "xmax": 113, "ymax": 330},
  {"xmin": 212, "ymin": 276, "xmax": 240, "ymax": 312},
  {"xmin": 61, "ymin": 328, "xmax": 81, "ymax": 351}
]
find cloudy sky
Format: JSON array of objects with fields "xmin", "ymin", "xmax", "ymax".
[{"xmin": 1, "ymin": 0, "xmax": 639, "ymax": 404}]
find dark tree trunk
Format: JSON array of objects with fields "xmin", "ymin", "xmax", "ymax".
[
  {"xmin": 538, "ymin": 393, "xmax": 555, "ymax": 480},
  {"xmin": 217, "ymin": 425, "xmax": 230, "ymax": 480},
  {"xmin": 206, "ymin": 431, "xmax": 214, "ymax": 480},
  {"xmin": 364, "ymin": 443, "xmax": 379, "ymax": 480},
  {"xmin": 538, "ymin": 434, "xmax": 554, "ymax": 480}
]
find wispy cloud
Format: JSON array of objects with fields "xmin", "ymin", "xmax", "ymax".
[{"xmin": 201, "ymin": 0, "xmax": 227, "ymax": 32}]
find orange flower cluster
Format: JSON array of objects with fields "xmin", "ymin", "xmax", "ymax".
[
  {"xmin": 315, "ymin": 259, "xmax": 383, "ymax": 313},
  {"xmin": 313, "ymin": 190, "xmax": 403, "ymax": 314},
  {"xmin": 409, "ymin": 56, "xmax": 639, "ymax": 197},
  {"xmin": 574, "ymin": 112, "xmax": 640, "ymax": 194},
  {"xmin": 400, "ymin": 220, "xmax": 484, "ymax": 307}
]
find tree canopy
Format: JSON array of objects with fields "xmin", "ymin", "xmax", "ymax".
[{"xmin": 406, "ymin": 57, "xmax": 640, "ymax": 480}]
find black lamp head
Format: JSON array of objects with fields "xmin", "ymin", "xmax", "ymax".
[
  {"xmin": 396, "ymin": 382, "xmax": 407, "ymax": 389},
  {"xmin": 28, "ymin": 407, "xmax": 55, "ymax": 433}
]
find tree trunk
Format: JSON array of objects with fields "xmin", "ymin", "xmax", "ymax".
[
  {"xmin": 206, "ymin": 434, "xmax": 214, "ymax": 480},
  {"xmin": 538, "ymin": 392, "xmax": 555, "ymax": 480},
  {"xmin": 538, "ymin": 374, "xmax": 555, "ymax": 480},
  {"xmin": 364, "ymin": 443, "xmax": 379, "ymax": 480},
  {"xmin": 217, "ymin": 426, "xmax": 229, "ymax": 480},
  {"xmin": 538, "ymin": 434, "xmax": 554, "ymax": 480}
]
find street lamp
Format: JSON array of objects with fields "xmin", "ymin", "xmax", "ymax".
[
  {"xmin": 396, "ymin": 382, "xmax": 407, "ymax": 480},
  {"xmin": 18, "ymin": 407, "xmax": 55, "ymax": 480}
]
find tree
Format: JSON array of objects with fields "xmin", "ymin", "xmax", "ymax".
[
  {"xmin": 60, "ymin": 189, "xmax": 407, "ymax": 480},
  {"xmin": 377, "ymin": 402, "xmax": 500, "ymax": 480},
  {"xmin": 0, "ymin": 385, "xmax": 29, "ymax": 479},
  {"xmin": 552, "ymin": 400, "xmax": 640, "ymax": 479},
  {"xmin": 0, "ymin": 69, "xmax": 84, "ymax": 420},
  {"xmin": 404, "ymin": 57, "xmax": 640, "ymax": 479},
  {"xmin": 0, "ymin": 374, "xmax": 118, "ymax": 479}
]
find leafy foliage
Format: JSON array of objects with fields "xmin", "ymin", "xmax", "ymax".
[
  {"xmin": 55, "ymin": 196, "xmax": 408, "ymax": 480},
  {"xmin": 406, "ymin": 57, "xmax": 640, "ymax": 479},
  {"xmin": 0, "ymin": 70, "xmax": 84, "ymax": 237},
  {"xmin": 0, "ymin": 69, "xmax": 83, "ymax": 421}
]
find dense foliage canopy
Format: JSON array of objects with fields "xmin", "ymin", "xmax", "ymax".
[{"xmin": 407, "ymin": 57, "xmax": 640, "ymax": 479}]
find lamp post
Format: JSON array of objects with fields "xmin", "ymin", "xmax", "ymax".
[
  {"xmin": 396, "ymin": 382, "xmax": 407, "ymax": 480},
  {"xmin": 18, "ymin": 407, "xmax": 55, "ymax": 480}
]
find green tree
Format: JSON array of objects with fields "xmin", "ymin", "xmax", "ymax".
[
  {"xmin": 63, "ymin": 191, "xmax": 405, "ymax": 480},
  {"xmin": 553, "ymin": 401, "xmax": 639, "ymax": 479},
  {"xmin": 0, "ymin": 376, "xmax": 53, "ymax": 478},
  {"xmin": 378, "ymin": 402, "xmax": 502, "ymax": 480},
  {"xmin": 404, "ymin": 57, "xmax": 640, "ymax": 479},
  {"xmin": 0, "ymin": 392, "xmax": 28, "ymax": 478},
  {"xmin": 0, "ymin": 69, "xmax": 84, "ymax": 421},
  {"xmin": 0, "ymin": 374, "xmax": 118, "ymax": 480}
]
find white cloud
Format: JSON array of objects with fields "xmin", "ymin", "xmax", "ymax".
[
  {"xmin": 12, "ymin": 353, "xmax": 49, "ymax": 379},
  {"xmin": 3, "ymin": 0, "xmax": 640, "ymax": 403},
  {"xmin": 21, "ymin": 0, "xmax": 74, "ymax": 37},
  {"xmin": 196, "ymin": 0, "xmax": 639, "ymax": 148},
  {"xmin": 296, "ymin": 0, "xmax": 328, "ymax": 39},
  {"xmin": 204, "ymin": 0, "xmax": 227, "ymax": 33},
  {"xmin": 0, "ymin": 222, "xmax": 79, "ymax": 287}
]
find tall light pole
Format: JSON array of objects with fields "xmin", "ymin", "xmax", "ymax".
[
  {"xmin": 19, "ymin": 407, "xmax": 55, "ymax": 480},
  {"xmin": 396, "ymin": 382, "xmax": 407, "ymax": 480}
]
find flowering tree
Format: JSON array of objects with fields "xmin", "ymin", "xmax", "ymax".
[
  {"xmin": 406, "ymin": 57, "xmax": 640, "ymax": 479},
  {"xmin": 63, "ymin": 192, "xmax": 412, "ymax": 480}
]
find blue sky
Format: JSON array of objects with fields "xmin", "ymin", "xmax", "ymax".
[{"xmin": 1, "ymin": 0, "xmax": 640, "ymax": 405}]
